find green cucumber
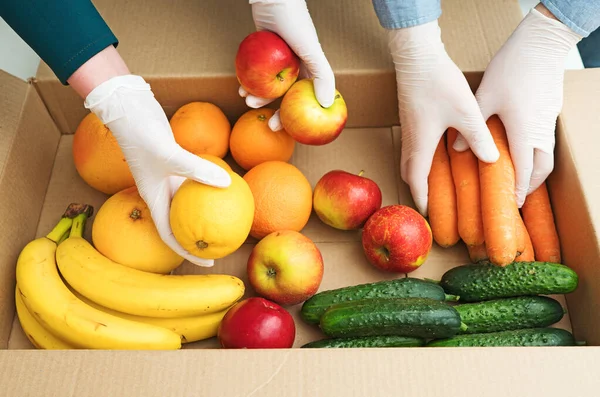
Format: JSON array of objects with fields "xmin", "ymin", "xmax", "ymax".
[
  {"xmin": 319, "ymin": 297, "xmax": 464, "ymax": 339},
  {"xmin": 455, "ymin": 296, "xmax": 566, "ymax": 334},
  {"xmin": 300, "ymin": 277, "xmax": 459, "ymax": 325},
  {"xmin": 426, "ymin": 327, "xmax": 578, "ymax": 347},
  {"xmin": 301, "ymin": 335, "xmax": 425, "ymax": 349},
  {"xmin": 439, "ymin": 261, "xmax": 578, "ymax": 302}
]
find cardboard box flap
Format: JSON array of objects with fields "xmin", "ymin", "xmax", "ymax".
[
  {"xmin": 1, "ymin": 348, "xmax": 600, "ymax": 397},
  {"xmin": 0, "ymin": 70, "xmax": 61, "ymax": 348},
  {"xmin": 34, "ymin": 0, "xmax": 523, "ymax": 80},
  {"xmin": 32, "ymin": 0, "xmax": 524, "ymax": 134},
  {"xmin": 559, "ymin": 69, "xmax": 600, "ymax": 229},
  {"xmin": 548, "ymin": 68, "xmax": 600, "ymax": 345},
  {"xmin": 0, "ymin": 70, "xmax": 30, "ymax": 348}
]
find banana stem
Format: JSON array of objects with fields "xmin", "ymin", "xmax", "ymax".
[
  {"xmin": 70, "ymin": 212, "xmax": 89, "ymax": 238},
  {"xmin": 46, "ymin": 218, "xmax": 73, "ymax": 243},
  {"xmin": 46, "ymin": 203, "xmax": 94, "ymax": 242},
  {"xmin": 57, "ymin": 228, "xmax": 71, "ymax": 244},
  {"xmin": 62, "ymin": 203, "xmax": 94, "ymax": 220}
]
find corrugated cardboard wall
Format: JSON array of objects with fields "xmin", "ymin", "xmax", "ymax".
[
  {"xmin": 33, "ymin": 0, "xmax": 523, "ymax": 134},
  {"xmin": 0, "ymin": 71, "xmax": 62, "ymax": 347},
  {"xmin": 549, "ymin": 68, "xmax": 600, "ymax": 345}
]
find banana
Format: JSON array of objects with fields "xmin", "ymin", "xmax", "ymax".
[
  {"xmin": 68, "ymin": 284, "xmax": 230, "ymax": 344},
  {"xmin": 16, "ymin": 206, "xmax": 182, "ymax": 350},
  {"xmin": 56, "ymin": 219, "xmax": 245, "ymax": 319},
  {"xmin": 14, "ymin": 283, "xmax": 74, "ymax": 350}
]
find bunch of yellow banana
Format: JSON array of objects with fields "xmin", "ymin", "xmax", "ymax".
[{"xmin": 15, "ymin": 203, "xmax": 245, "ymax": 350}]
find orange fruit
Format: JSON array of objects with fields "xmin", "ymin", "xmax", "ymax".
[
  {"xmin": 91, "ymin": 186, "xmax": 184, "ymax": 274},
  {"xmin": 198, "ymin": 154, "xmax": 233, "ymax": 173},
  {"xmin": 242, "ymin": 161, "xmax": 312, "ymax": 239},
  {"xmin": 170, "ymin": 102, "xmax": 231, "ymax": 158},
  {"xmin": 72, "ymin": 113, "xmax": 135, "ymax": 195},
  {"xmin": 170, "ymin": 171, "xmax": 255, "ymax": 260},
  {"xmin": 229, "ymin": 108, "xmax": 295, "ymax": 170}
]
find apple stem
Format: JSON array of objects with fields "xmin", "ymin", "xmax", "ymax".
[{"xmin": 358, "ymin": 170, "xmax": 365, "ymax": 177}]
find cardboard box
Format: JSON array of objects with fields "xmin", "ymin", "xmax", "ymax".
[{"xmin": 2, "ymin": 0, "xmax": 600, "ymax": 395}]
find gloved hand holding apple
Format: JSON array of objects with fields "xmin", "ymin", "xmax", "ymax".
[
  {"xmin": 239, "ymin": 0, "xmax": 335, "ymax": 125},
  {"xmin": 236, "ymin": 0, "xmax": 348, "ymax": 145}
]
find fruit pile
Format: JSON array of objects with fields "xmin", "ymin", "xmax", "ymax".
[
  {"xmin": 12, "ymin": 30, "xmax": 582, "ymax": 351},
  {"xmin": 15, "ymin": 204, "xmax": 244, "ymax": 349}
]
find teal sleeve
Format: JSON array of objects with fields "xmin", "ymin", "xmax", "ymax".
[{"xmin": 0, "ymin": 0, "xmax": 119, "ymax": 84}]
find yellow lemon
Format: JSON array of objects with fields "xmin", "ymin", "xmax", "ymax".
[{"xmin": 170, "ymin": 171, "xmax": 255, "ymax": 259}]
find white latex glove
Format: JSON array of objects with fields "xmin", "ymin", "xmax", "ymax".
[
  {"xmin": 84, "ymin": 75, "xmax": 232, "ymax": 267},
  {"xmin": 240, "ymin": 0, "xmax": 335, "ymax": 131},
  {"xmin": 459, "ymin": 8, "xmax": 582, "ymax": 207},
  {"xmin": 389, "ymin": 19, "xmax": 500, "ymax": 217}
]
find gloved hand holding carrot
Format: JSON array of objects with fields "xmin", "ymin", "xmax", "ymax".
[
  {"xmin": 462, "ymin": 6, "xmax": 583, "ymax": 207},
  {"xmin": 370, "ymin": 0, "xmax": 599, "ymax": 266},
  {"xmin": 372, "ymin": 1, "xmax": 596, "ymax": 214}
]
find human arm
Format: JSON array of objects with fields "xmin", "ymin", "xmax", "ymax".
[
  {"xmin": 371, "ymin": 0, "xmax": 499, "ymax": 216},
  {"xmin": 0, "ymin": 0, "xmax": 230, "ymax": 267},
  {"xmin": 240, "ymin": 0, "xmax": 336, "ymax": 131},
  {"xmin": 465, "ymin": 2, "xmax": 597, "ymax": 207}
]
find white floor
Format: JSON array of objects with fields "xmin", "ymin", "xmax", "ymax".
[
  {"xmin": 0, "ymin": 0, "xmax": 584, "ymax": 82},
  {"xmin": 0, "ymin": 17, "xmax": 40, "ymax": 81}
]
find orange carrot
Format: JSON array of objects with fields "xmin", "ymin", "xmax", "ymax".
[
  {"xmin": 447, "ymin": 127, "xmax": 485, "ymax": 246},
  {"xmin": 515, "ymin": 209, "xmax": 526, "ymax": 256},
  {"xmin": 428, "ymin": 134, "xmax": 460, "ymax": 248},
  {"xmin": 479, "ymin": 115, "xmax": 518, "ymax": 267},
  {"xmin": 515, "ymin": 212, "xmax": 535, "ymax": 261},
  {"xmin": 468, "ymin": 243, "xmax": 488, "ymax": 263},
  {"xmin": 521, "ymin": 182, "xmax": 561, "ymax": 263}
]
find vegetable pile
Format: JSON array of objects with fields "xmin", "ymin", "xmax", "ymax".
[
  {"xmin": 428, "ymin": 116, "xmax": 561, "ymax": 266},
  {"xmin": 300, "ymin": 261, "xmax": 581, "ymax": 348}
]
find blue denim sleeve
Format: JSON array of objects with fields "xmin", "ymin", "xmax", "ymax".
[
  {"xmin": 371, "ymin": 0, "xmax": 441, "ymax": 29},
  {"xmin": 540, "ymin": 0, "xmax": 600, "ymax": 37}
]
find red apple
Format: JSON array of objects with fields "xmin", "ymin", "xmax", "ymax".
[
  {"xmin": 313, "ymin": 170, "xmax": 383, "ymax": 230},
  {"xmin": 361, "ymin": 205, "xmax": 433, "ymax": 273},
  {"xmin": 279, "ymin": 78, "xmax": 348, "ymax": 145},
  {"xmin": 235, "ymin": 31, "xmax": 300, "ymax": 99},
  {"xmin": 247, "ymin": 230, "xmax": 324, "ymax": 306},
  {"xmin": 217, "ymin": 297, "xmax": 296, "ymax": 349}
]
